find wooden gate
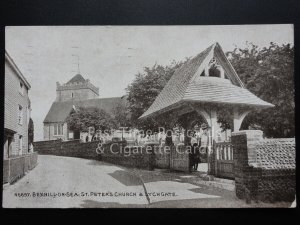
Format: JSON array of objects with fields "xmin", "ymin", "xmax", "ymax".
[
  {"xmin": 170, "ymin": 145, "xmax": 190, "ymax": 172},
  {"xmin": 214, "ymin": 141, "xmax": 235, "ymax": 179}
]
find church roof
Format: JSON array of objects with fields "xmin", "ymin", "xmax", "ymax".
[
  {"xmin": 43, "ymin": 97, "xmax": 127, "ymax": 123},
  {"xmin": 139, "ymin": 42, "xmax": 274, "ymax": 119},
  {"xmin": 66, "ymin": 74, "xmax": 86, "ymax": 84}
]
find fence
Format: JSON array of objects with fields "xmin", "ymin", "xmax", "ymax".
[
  {"xmin": 3, "ymin": 152, "xmax": 38, "ymax": 184},
  {"xmin": 214, "ymin": 141, "xmax": 235, "ymax": 179}
]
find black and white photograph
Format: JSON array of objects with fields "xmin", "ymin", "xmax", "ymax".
[{"xmin": 3, "ymin": 25, "xmax": 295, "ymax": 208}]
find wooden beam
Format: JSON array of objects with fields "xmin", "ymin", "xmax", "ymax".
[{"xmin": 233, "ymin": 108, "xmax": 251, "ymax": 132}]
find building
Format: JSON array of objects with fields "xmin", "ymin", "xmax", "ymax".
[
  {"xmin": 4, "ymin": 51, "xmax": 32, "ymax": 157},
  {"xmin": 4, "ymin": 51, "xmax": 38, "ymax": 185},
  {"xmin": 140, "ymin": 42, "xmax": 273, "ymax": 133},
  {"xmin": 139, "ymin": 42, "xmax": 274, "ymax": 174},
  {"xmin": 43, "ymin": 74, "xmax": 127, "ymax": 141},
  {"xmin": 56, "ymin": 74, "xmax": 99, "ymax": 102}
]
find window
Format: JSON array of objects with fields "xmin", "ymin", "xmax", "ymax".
[
  {"xmin": 18, "ymin": 105, "xmax": 23, "ymax": 125},
  {"xmin": 19, "ymin": 82, "xmax": 24, "ymax": 95},
  {"xmin": 19, "ymin": 135, "xmax": 23, "ymax": 155},
  {"xmin": 71, "ymin": 92, "xmax": 74, "ymax": 98},
  {"xmin": 54, "ymin": 124, "xmax": 63, "ymax": 135}
]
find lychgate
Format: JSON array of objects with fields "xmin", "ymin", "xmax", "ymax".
[{"xmin": 139, "ymin": 42, "xmax": 274, "ymax": 178}]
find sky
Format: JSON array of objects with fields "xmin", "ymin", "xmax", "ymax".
[{"xmin": 5, "ymin": 25, "xmax": 294, "ymax": 141}]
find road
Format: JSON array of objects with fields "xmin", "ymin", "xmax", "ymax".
[{"xmin": 2, "ymin": 155, "xmax": 291, "ymax": 208}]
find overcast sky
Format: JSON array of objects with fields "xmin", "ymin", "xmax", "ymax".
[{"xmin": 5, "ymin": 25, "xmax": 294, "ymax": 141}]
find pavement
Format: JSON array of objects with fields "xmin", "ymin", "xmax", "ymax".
[{"xmin": 2, "ymin": 155, "xmax": 292, "ymax": 208}]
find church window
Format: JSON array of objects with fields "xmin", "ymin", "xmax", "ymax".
[{"xmin": 54, "ymin": 124, "xmax": 63, "ymax": 135}]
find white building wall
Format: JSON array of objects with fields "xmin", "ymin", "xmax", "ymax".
[{"xmin": 5, "ymin": 60, "xmax": 30, "ymax": 156}]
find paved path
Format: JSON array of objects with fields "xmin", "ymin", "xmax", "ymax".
[{"xmin": 2, "ymin": 155, "xmax": 291, "ymax": 208}]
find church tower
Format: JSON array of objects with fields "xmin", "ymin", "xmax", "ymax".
[{"xmin": 55, "ymin": 74, "xmax": 99, "ymax": 102}]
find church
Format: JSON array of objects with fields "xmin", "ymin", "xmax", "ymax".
[{"xmin": 43, "ymin": 74, "xmax": 127, "ymax": 141}]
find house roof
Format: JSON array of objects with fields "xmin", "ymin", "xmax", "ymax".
[
  {"xmin": 5, "ymin": 50, "xmax": 31, "ymax": 89},
  {"xmin": 250, "ymin": 138, "xmax": 295, "ymax": 170},
  {"xmin": 43, "ymin": 97, "xmax": 127, "ymax": 123},
  {"xmin": 139, "ymin": 42, "xmax": 274, "ymax": 119},
  {"xmin": 66, "ymin": 74, "xmax": 86, "ymax": 84}
]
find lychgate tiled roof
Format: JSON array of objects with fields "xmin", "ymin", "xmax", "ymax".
[
  {"xmin": 44, "ymin": 97, "xmax": 127, "ymax": 123},
  {"xmin": 250, "ymin": 138, "xmax": 295, "ymax": 170},
  {"xmin": 139, "ymin": 44, "xmax": 214, "ymax": 119},
  {"xmin": 183, "ymin": 78, "xmax": 274, "ymax": 107},
  {"xmin": 139, "ymin": 43, "xmax": 274, "ymax": 119}
]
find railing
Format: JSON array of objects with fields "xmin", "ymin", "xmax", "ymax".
[
  {"xmin": 215, "ymin": 141, "xmax": 235, "ymax": 179},
  {"xmin": 216, "ymin": 142, "xmax": 233, "ymax": 161}
]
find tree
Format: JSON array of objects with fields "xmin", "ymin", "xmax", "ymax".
[
  {"xmin": 28, "ymin": 118, "xmax": 34, "ymax": 146},
  {"xmin": 66, "ymin": 107, "xmax": 116, "ymax": 140},
  {"xmin": 126, "ymin": 59, "xmax": 189, "ymax": 134},
  {"xmin": 225, "ymin": 42, "xmax": 294, "ymax": 138},
  {"xmin": 113, "ymin": 101, "xmax": 132, "ymax": 128}
]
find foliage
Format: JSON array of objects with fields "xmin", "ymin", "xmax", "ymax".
[
  {"xmin": 126, "ymin": 59, "xmax": 189, "ymax": 133},
  {"xmin": 66, "ymin": 107, "xmax": 116, "ymax": 139},
  {"xmin": 224, "ymin": 42, "xmax": 294, "ymax": 137},
  {"xmin": 216, "ymin": 105, "xmax": 233, "ymax": 131},
  {"xmin": 28, "ymin": 118, "xmax": 34, "ymax": 144},
  {"xmin": 113, "ymin": 101, "xmax": 132, "ymax": 128}
]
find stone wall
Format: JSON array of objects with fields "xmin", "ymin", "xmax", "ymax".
[
  {"xmin": 231, "ymin": 130, "xmax": 295, "ymax": 203},
  {"xmin": 33, "ymin": 140, "xmax": 151, "ymax": 169},
  {"xmin": 33, "ymin": 139, "xmax": 99, "ymax": 159},
  {"xmin": 101, "ymin": 142, "xmax": 152, "ymax": 169},
  {"xmin": 3, "ymin": 152, "xmax": 38, "ymax": 184}
]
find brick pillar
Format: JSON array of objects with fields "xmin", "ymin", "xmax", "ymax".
[{"xmin": 231, "ymin": 130, "xmax": 263, "ymax": 201}]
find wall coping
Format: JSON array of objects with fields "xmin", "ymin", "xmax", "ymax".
[{"xmin": 231, "ymin": 130, "xmax": 263, "ymax": 141}]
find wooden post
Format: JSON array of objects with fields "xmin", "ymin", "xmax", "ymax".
[{"xmin": 233, "ymin": 108, "xmax": 251, "ymax": 132}]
